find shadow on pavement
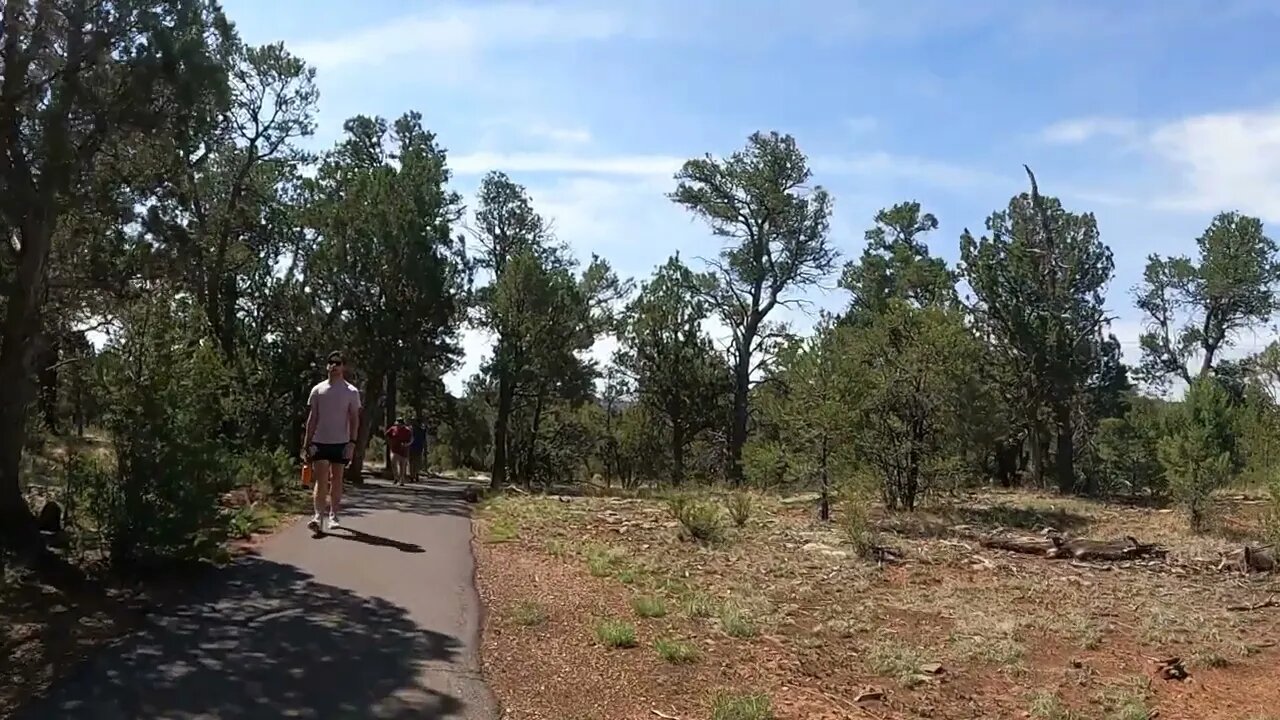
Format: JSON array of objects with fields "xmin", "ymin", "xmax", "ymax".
[
  {"xmin": 14, "ymin": 554, "xmax": 466, "ymax": 720},
  {"xmin": 324, "ymin": 527, "xmax": 425, "ymax": 553}
]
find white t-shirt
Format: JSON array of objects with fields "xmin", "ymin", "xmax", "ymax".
[{"xmin": 308, "ymin": 379, "xmax": 362, "ymax": 444}]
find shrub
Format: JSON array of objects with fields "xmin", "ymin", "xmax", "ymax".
[
  {"xmin": 719, "ymin": 604, "xmax": 757, "ymax": 638},
  {"xmin": 485, "ymin": 518, "xmax": 518, "ymax": 543},
  {"xmin": 681, "ymin": 592, "xmax": 717, "ymax": 619},
  {"xmin": 654, "ymin": 637, "xmax": 699, "ymax": 664},
  {"xmin": 725, "ymin": 492, "xmax": 753, "ymax": 527},
  {"xmin": 667, "ymin": 493, "xmax": 723, "ymax": 543},
  {"xmin": 742, "ymin": 440, "xmax": 788, "ymax": 489},
  {"xmin": 840, "ymin": 497, "xmax": 877, "ymax": 558},
  {"xmin": 711, "ymin": 693, "xmax": 773, "ymax": 720},
  {"xmin": 631, "ymin": 595, "xmax": 667, "ymax": 618},
  {"xmin": 1096, "ymin": 399, "xmax": 1169, "ymax": 498},
  {"xmin": 226, "ymin": 505, "xmax": 262, "ymax": 540},
  {"xmin": 1263, "ymin": 477, "xmax": 1280, "ymax": 547},
  {"xmin": 234, "ymin": 448, "xmax": 295, "ymax": 497},
  {"xmin": 1028, "ymin": 692, "xmax": 1085, "ymax": 720},
  {"xmin": 594, "ymin": 619, "xmax": 637, "ymax": 648},
  {"xmin": 1159, "ymin": 377, "xmax": 1236, "ymax": 531},
  {"xmin": 512, "ymin": 601, "xmax": 548, "ymax": 627},
  {"xmin": 87, "ymin": 297, "xmax": 240, "ymax": 569}
]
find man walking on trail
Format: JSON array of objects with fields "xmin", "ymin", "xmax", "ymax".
[
  {"xmin": 385, "ymin": 417, "xmax": 412, "ymax": 485},
  {"xmin": 304, "ymin": 351, "xmax": 361, "ymax": 533},
  {"xmin": 409, "ymin": 417, "xmax": 429, "ymax": 482}
]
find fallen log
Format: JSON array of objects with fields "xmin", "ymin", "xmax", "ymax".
[
  {"xmin": 1221, "ymin": 545, "xmax": 1276, "ymax": 574},
  {"xmin": 1049, "ymin": 535, "xmax": 1166, "ymax": 562},
  {"xmin": 980, "ymin": 533, "xmax": 1166, "ymax": 562},
  {"xmin": 979, "ymin": 535, "xmax": 1056, "ymax": 555}
]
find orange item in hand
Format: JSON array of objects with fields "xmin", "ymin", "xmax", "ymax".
[{"xmin": 301, "ymin": 463, "xmax": 312, "ymax": 487}]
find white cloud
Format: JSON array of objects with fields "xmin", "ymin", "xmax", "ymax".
[
  {"xmin": 528, "ymin": 175, "xmax": 684, "ymax": 260},
  {"xmin": 1148, "ymin": 107, "xmax": 1280, "ymax": 221},
  {"xmin": 451, "ymin": 151, "xmax": 685, "ymax": 177},
  {"xmin": 451, "ymin": 148, "xmax": 997, "ymax": 195},
  {"xmin": 474, "ymin": 118, "xmax": 594, "ymax": 149},
  {"xmin": 292, "ymin": 2, "xmax": 626, "ymax": 71},
  {"xmin": 526, "ymin": 124, "xmax": 593, "ymax": 146},
  {"xmin": 816, "ymin": 152, "xmax": 1007, "ymax": 192},
  {"xmin": 1039, "ymin": 117, "xmax": 1140, "ymax": 145},
  {"xmin": 1035, "ymin": 106, "xmax": 1280, "ymax": 224}
]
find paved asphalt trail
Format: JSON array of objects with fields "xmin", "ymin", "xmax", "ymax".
[{"xmin": 16, "ymin": 478, "xmax": 499, "ymax": 720}]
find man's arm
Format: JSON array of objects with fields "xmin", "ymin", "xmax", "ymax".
[
  {"xmin": 303, "ymin": 388, "xmax": 318, "ymax": 448},
  {"xmin": 343, "ymin": 392, "xmax": 361, "ymax": 461},
  {"xmin": 347, "ymin": 393, "xmax": 361, "ymax": 444}
]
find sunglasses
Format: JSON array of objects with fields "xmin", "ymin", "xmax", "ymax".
[{"xmin": 327, "ymin": 359, "xmax": 344, "ymax": 367}]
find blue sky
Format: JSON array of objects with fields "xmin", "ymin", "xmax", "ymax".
[{"xmin": 222, "ymin": 0, "xmax": 1280, "ymax": 393}]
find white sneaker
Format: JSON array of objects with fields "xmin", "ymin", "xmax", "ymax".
[
  {"xmin": 307, "ymin": 514, "xmax": 322, "ymax": 533},
  {"xmin": 328, "ymin": 514, "xmax": 341, "ymax": 530}
]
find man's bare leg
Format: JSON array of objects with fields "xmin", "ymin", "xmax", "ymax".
[
  {"xmin": 327, "ymin": 462, "xmax": 344, "ymax": 527},
  {"xmin": 310, "ymin": 459, "xmax": 331, "ymax": 532}
]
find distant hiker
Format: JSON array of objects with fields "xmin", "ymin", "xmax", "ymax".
[
  {"xmin": 409, "ymin": 417, "xmax": 429, "ymax": 482},
  {"xmin": 385, "ymin": 417, "xmax": 412, "ymax": 485},
  {"xmin": 303, "ymin": 351, "xmax": 361, "ymax": 533}
]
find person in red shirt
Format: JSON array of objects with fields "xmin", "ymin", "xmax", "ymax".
[{"xmin": 385, "ymin": 417, "xmax": 413, "ymax": 486}]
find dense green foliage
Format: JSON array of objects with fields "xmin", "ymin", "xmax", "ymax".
[{"xmin": 5, "ymin": 2, "xmax": 1280, "ymax": 569}]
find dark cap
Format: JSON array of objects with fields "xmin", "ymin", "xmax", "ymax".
[{"xmin": 327, "ymin": 351, "xmax": 344, "ymax": 364}]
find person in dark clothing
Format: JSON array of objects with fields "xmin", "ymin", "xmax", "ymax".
[{"xmin": 409, "ymin": 418, "xmax": 429, "ymax": 482}]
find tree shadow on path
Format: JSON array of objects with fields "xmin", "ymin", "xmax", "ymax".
[{"xmin": 14, "ymin": 554, "xmax": 466, "ymax": 719}]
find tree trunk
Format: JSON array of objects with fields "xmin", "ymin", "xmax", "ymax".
[
  {"xmin": 383, "ymin": 369, "xmax": 397, "ymax": 478},
  {"xmin": 1054, "ymin": 403, "xmax": 1075, "ymax": 494},
  {"xmin": 728, "ymin": 339, "xmax": 753, "ymax": 486},
  {"xmin": 0, "ymin": 215, "xmax": 56, "ymax": 551},
  {"xmin": 818, "ymin": 434, "xmax": 830, "ymax": 521},
  {"xmin": 524, "ymin": 392, "xmax": 544, "ymax": 490},
  {"xmin": 0, "ymin": 371, "xmax": 38, "ymax": 550},
  {"xmin": 604, "ymin": 401, "xmax": 617, "ymax": 485},
  {"xmin": 491, "ymin": 375, "xmax": 514, "ymax": 489},
  {"xmin": 996, "ymin": 438, "xmax": 1018, "ymax": 487},
  {"xmin": 37, "ymin": 332, "xmax": 60, "ymax": 435},
  {"xmin": 904, "ymin": 423, "xmax": 922, "ymax": 512},
  {"xmin": 671, "ymin": 422, "xmax": 685, "ymax": 487},
  {"xmin": 1028, "ymin": 419, "xmax": 1047, "ymax": 487}
]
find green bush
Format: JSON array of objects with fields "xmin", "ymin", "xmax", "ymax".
[
  {"xmin": 725, "ymin": 492, "xmax": 753, "ymax": 528},
  {"xmin": 234, "ymin": 447, "xmax": 295, "ymax": 497},
  {"xmin": 1096, "ymin": 399, "xmax": 1168, "ymax": 498},
  {"xmin": 631, "ymin": 595, "xmax": 667, "ymax": 618},
  {"xmin": 666, "ymin": 493, "xmax": 723, "ymax": 543},
  {"xmin": 88, "ymin": 297, "xmax": 240, "ymax": 569},
  {"xmin": 1159, "ymin": 378, "xmax": 1236, "ymax": 531},
  {"xmin": 653, "ymin": 637, "xmax": 699, "ymax": 664},
  {"xmin": 427, "ymin": 443, "xmax": 455, "ymax": 473},
  {"xmin": 711, "ymin": 693, "xmax": 773, "ymax": 720},
  {"xmin": 594, "ymin": 619, "xmax": 638, "ymax": 648},
  {"xmin": 840, "ymin": 499, "xmax": 877, "ymax": 558},
  {"xmin": 718, "ymin": 604, "xmax": 757, "ymax": 638},
  {"xmin": 1265, "ymin": 471, "xmax": 1280, "ymax": 546},
  {"xmin": 742, "ymin": 440, "xmax": 788, "ymax": 489}
]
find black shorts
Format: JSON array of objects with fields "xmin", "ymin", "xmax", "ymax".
[{"xmin": 310, "ymin": 442, "xmax": 349, "ymax": 465}]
